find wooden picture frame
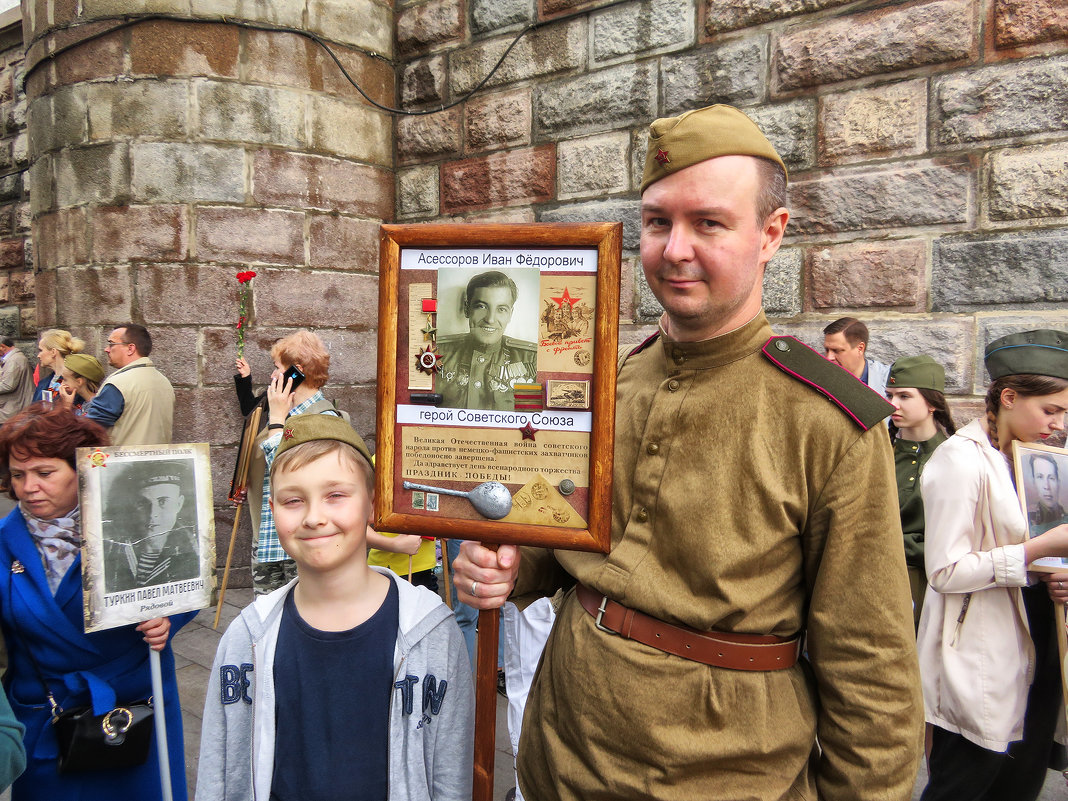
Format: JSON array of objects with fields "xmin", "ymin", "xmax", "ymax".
[
  {"xmin": 375, "ymin": 223, "xmax": 621, "ymax": 553},
  {"xmin": 1014, "ymin": 439, "xmax": 1068, "ymax": 573}
]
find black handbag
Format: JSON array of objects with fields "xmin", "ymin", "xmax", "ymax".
[
  {"xmin": 10, "ymin": 561, "xmax": 155, "ymax": 774},
  {"xmin": 49, "ymin": 697, "xmax": 154, "ymax": 774}
]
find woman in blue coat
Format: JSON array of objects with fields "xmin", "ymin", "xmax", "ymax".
[{"xmin": 0, "ymin": 403, "xmax": 193, "ymax": 800}]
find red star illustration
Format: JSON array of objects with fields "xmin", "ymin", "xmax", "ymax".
[
  {"xmin": 282, "ymin": 428, "xmax": 295, "ymax": 440},
  {"xmin": 519, "ymin": 422, "xmax": 538, "ymax": 441},
  {"xmin": 654, "ymin": 148, "xmax": 670, "ymax": 165},
  {"xmin": 550, "ymin": 287, "xmax": 580, "ymax": 308}
]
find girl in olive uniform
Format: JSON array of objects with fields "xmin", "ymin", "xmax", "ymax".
[{"xmin": 886, "ymin": 355, "xmax": 956, "ymax": 629}]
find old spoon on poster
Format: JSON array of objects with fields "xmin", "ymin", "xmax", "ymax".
[{"xmin": 402, "ymin": 480, "xmax": 513, "ymax": 520}]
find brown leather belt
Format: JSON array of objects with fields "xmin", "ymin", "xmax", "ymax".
[{"xmin": 576, "ymin": 584, "xmax": 800, "ymax": 671}]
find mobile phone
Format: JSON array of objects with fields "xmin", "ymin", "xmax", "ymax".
[{"xmin": 282, "ymin": 365, "xmax": 305, "ymax": 391}]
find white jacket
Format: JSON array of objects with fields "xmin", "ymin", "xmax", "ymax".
[{"xmin": 916, "ymin": 419, "xmax": 1033, "ymax": 751}]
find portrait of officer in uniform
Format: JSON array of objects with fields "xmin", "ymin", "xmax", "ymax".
[
  {"xmin": 1028, "ymin": 452, "xmax": 1068, "ymax": 536},
  {"xmin": 103, "ymin": 460, "xmax": 200, "ymax": 592},
  {"xmin": 436, "ymin": 269, "xmax": 538, "ymax": 411}
]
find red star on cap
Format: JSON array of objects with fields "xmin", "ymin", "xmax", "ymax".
[
  {"xmin": 519, "ymin": 422, "xmax": 538, "ymax": 441},
  {"xmin": 282, "ymin": 428, "xmax": 295, "ymax": 440},
  {"xmin": 550, "ymin": 287, "xmax": 580, "ymax": 309},
  {"xmin": 654, "ymin": 148, "xmax": 670, "ymax": 165}
]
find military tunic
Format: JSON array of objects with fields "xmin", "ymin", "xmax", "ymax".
[
  {"xmin": 1029, "ymin": 504, "xmax": 1068, "ymax": 538},
  {"xmin": 514, "ymin": 313, "xmax": 923, "ymax": 801},
  {"xmin": 437, "ymin": 334, "xmax": 537, "ymax": 411},
  {"xmin": 894, "ymin": 432, "xmax": 947, "ymax": 626}
]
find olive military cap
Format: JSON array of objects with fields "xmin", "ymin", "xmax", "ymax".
[
  {"xmin": 63, "ymin": 353, "xmax": 105, "ymax": 384},
  {"xmin": 888, "ymin": 355, "xmax": 945, "ymax": 394},
  {"xmin": 985, "ymin": 329, "xmax": 1068, "ymax": 381},
  {"xmin": 641, "ymin": 104, "xmax": 787, "ymax": 193},
  {"xmin": 275, "ymin": 413, "xmax": 374, "ymax": 468}
]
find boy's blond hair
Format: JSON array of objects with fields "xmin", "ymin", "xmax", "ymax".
[{"xmin": 271, "ymin": 439, "xmax": 374, "ymax": 493}]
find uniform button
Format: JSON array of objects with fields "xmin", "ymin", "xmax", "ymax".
[
  {"xmin": 911, "ymin": 460, "xmax": 916, "ymax": 465},
  {"xmin": 909, "ymin": 477, "xmax": 914, "ymax": 481},
  {"xmin": 673, "ymin": 350, "xmax": 685, "ymax": 365},
  {"xmin": 774, "ymin": 339, "xmax": 790, "ymax": 352},
  {"xmin": 559, "ymin": 479, "xmax": 576, "ymax": 496},
  {"xmin": 636, "ymin": 508, "xmax": 649, "ymax": 523},
  {"xmin": 474, "ymin": 381, "xmax": 482, "ymax": 388},
  {"xmin": 667, "ymin": 379, "xmax": 680, "ymax": 391},
  {"xmin": 647, "ymin": 442, "xmax": 659, "ymax": 455},
  {"xmin": 478, "ymin": 356, "xmax": 486, "ymax": 363}
]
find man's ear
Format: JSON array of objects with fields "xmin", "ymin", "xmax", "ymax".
[{"xmin": 857, "ymin": 341, "xmax": 867, "ymax": 357}]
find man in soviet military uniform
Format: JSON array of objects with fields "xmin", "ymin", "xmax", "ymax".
[
  {"xmin": 453, "ymin": 105, "xmax": 922, "ymax": 801},
  {"xmin": 437, "ymin": 270, "xmax": 537, "ymax": 411},
  {"xmin": 1029, "ymin": 452, "xmax": 1068, "ymax": 537}
]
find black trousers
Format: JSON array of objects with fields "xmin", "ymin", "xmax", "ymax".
[{"xmin": 922, "ymin": 584, "xmax": 1063, "ymax": 801}]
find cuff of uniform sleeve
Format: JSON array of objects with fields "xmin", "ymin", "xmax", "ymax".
[{"xmin": 992, "ymin": 542, "xmax": 1028, "ymax": 586}]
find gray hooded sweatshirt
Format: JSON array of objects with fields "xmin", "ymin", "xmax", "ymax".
[{"xmin": 195, "ymin": 568, "xmax": 474, "ymax": 801}]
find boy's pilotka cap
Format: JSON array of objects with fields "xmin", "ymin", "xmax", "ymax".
[
  {"xmin": 888, "ymin": 355, "xmax": 946, "ymax": 394},
  {"xmin": 985, "ymin": 330, "xmax": 1068, "ymax": 380},
  {"xmin": 275, "ymin": 414, "xmax": 374, "ymax": 469},
  {"xmin": 641, "ymin": 104, "xmax": 787, "ymax": 193}
]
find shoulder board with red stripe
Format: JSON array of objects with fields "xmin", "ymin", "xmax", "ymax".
[{"xmin": 761, "ymin": 336, "xmax": 894, "ymax": 431}]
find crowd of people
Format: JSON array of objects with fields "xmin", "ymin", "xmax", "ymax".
[{"xmin": 0, "ymin": 103, "xmax": 1063, "ymax": 801}]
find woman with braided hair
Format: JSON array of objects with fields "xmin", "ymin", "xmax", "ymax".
[{"xmin": 918, "ymin": 330, "xmax": 1068, "ymax": 801}]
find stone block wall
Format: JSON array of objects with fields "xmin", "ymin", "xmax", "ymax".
[
  {"xmin": 394, "ymin": 0, "xmax": 1068, "ymax": 421},
  {"xmin": 0, "ymin": 11, "xmax": 31, "ymax": 357},
  {"xmin": 24, "ymin": 0, "xmax": 393, "ymax": 584}
]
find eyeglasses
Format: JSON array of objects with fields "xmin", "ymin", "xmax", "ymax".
[{"xmin": 105, "ymin": 340, "xmax": 128, "ymax": 349}]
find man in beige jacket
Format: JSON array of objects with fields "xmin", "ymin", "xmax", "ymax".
[
  {"xmin": 0, "ymin": 338, "xmax": 34, "ymax": 424},
  {"xmin": 85, "ymin": 323, "xmax": 174, "ymax": 446},
  {"xmin": 454, "ymin": 105, "xmax": 923, "ymax": 801}
]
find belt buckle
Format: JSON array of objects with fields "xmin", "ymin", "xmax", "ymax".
[{"xmin": 594, "ymin": 595, "xmax": 617, "ymax": 635}]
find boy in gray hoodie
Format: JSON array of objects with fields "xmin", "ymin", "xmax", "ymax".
[{"xmin": 196, "ymin": 414, "xmax": 473, "ymax": 801}]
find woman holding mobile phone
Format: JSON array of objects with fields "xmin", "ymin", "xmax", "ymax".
[{"xmin": 918, "ymin": 329, "xmax": 1068, "ymax": 801}]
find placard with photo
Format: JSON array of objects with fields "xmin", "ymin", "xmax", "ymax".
[
  {"xmin": 1014, "ymin": 440, "xmax": 1068, "ymax": 573},
  {"xmin": 77, "ymin": 443, "xmax": 216, "ymax": 632}
]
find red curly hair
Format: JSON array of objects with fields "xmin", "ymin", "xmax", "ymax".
[{"xmin": 0, "ymin": 403, "xmax": 109, "ymax": 498}]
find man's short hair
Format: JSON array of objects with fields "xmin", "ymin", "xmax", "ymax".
[
  {"xmin": 270, "ymin": 330, "xmax": 330, "ymax": 389},
  {"xmin": 0, "ymin": 337, "xmax": 13, "ymax": 348},
  {"xmin": 117, "ymin": 324, "xmax": 152, "ymax": 356},
  {"xmin": 755, "ymin": 158, "xmax": 787, "ymax": 224},
  {"xmin": 1031, "ymin": 453, "xmax": 1059, "ymax": 481},
  {"xmin": 464, "ymin": 271, "xmax": 518, "ymax": 315},
  {"xmin": 823, "ymin": 317, "xmax": 869, "ymax": 348}
]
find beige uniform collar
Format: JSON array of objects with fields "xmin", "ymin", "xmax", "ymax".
[{"xmin": 655, "ymin": 311, "xmax": 773, "ymax": 371}]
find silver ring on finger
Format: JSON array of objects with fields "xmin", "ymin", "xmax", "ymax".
[{"xmin": 471, "ymin": 581, "xmax": 479, "ymax": 598}]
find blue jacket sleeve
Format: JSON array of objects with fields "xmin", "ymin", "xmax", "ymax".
[{"xmin": 84, "ymin": 384, "xmax": 124, "ymax": 427}]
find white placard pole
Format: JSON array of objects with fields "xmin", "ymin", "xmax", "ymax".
[{"xmin": 150, "ymin": 647, "xmax": 174, "ymax": 801}]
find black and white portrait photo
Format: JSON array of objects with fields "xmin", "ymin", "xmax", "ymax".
[
  {"xmin": 435, "ymin": 267, "xmax": 540, "ymax": 411},
  {"xmin": 78, "ymin": 443, "xmax": 215, "ymax": 633}
]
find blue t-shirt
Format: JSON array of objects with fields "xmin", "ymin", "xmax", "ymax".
[{"xmin": 270, "ymin": 578, "xmax": 399, "ymax": 801}]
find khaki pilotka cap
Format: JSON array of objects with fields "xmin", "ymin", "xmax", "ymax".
[
  {"xmin": 888, "ymin": 355, "xmax": 946, "ymax": 394},
  {"xmin": 640, "ymin": 104, "xmax": 788, "ymax": 193},
  {"xmin": 63, "ymin": 353, "xmax": 105, "ymax": 384},
  {"xmin": 274, "ymin": 413, "xmax": 374, "ymax": 468},
  {"xmin": 984, "ymin": 329, "xmax": 1068, "ymax": 380}
]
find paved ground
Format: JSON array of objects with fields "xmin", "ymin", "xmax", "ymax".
[{"xmin": 174, "ymin": 589, "xmax": 516, "ymax": 800}]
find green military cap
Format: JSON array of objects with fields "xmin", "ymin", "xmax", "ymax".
[
  {"xmin": 63, "ymin": 353, "xmax": 104, "ymax": 384},
  {"xmin": 888, "ymin": 355, "xmax": 945, "ymax": 393},
  {"xmin": 641, "ymin": 104, "xmax": 787, "ymax": 193},
  {"xmin": 275, "ymin": 413, "xmax": 374, "ymax": 468},
  {"xmin": 985, "ymin": 329, "xmax": 1068, "ymax": 380}
]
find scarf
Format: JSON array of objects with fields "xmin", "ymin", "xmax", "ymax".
[{"xmin": 22, "ymin": 504, "xmax": 82, "ymax": 595}]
